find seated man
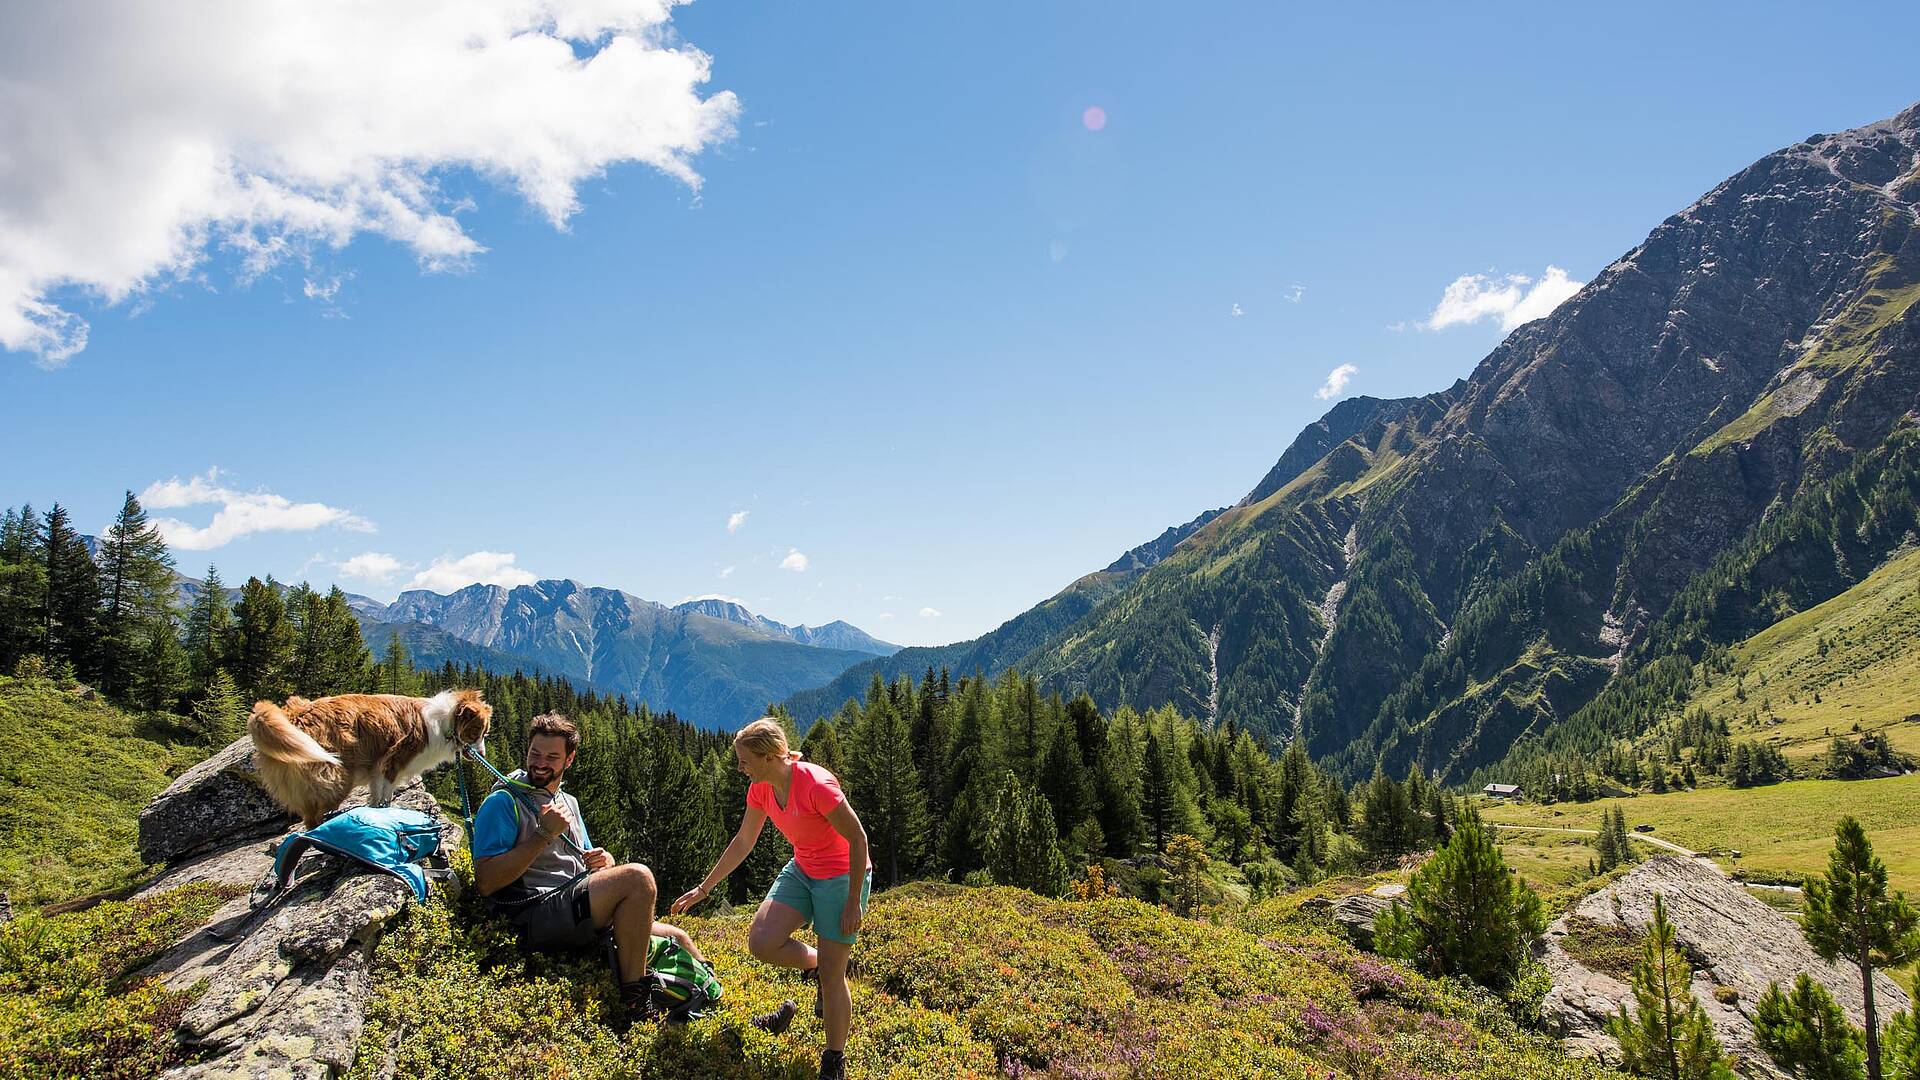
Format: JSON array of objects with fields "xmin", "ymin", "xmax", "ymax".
[{"xmin": 471, "ymin": 712, "xmax": 704, "ymax": 1020}]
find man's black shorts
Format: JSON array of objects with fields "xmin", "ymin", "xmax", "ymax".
[{"xmin": 509, "ymin": 872, "xmax": 601, "ymax": 950}]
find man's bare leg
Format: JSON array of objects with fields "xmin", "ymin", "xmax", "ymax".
[{"xmin": 588, "ymin": 863, "xmax": 657, "ymax": 983}]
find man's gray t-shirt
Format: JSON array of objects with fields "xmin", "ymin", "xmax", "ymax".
[{"xmin": 471, "ymin": 769, "xmax": 590, "ymax": 899}]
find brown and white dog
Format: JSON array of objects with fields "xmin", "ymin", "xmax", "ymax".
[{"xmin": 248, "ymin": 689, "xmax": 492, "ymax": 828}]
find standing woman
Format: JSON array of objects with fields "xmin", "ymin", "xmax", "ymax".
[{"xmin": 672, "ymin": 717, "xmax": 870, "ymax": 1080}]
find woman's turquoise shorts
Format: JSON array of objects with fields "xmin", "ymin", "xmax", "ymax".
[{"xmin": 767, "ymin": 859, "xmax": 873, "ymax": 945}]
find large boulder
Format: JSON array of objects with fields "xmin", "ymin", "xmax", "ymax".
[
  {"xmin": 138, "ymin": 736, "xmax": 289, "ymax": 864},
  {"xmin": 131, "ymin": 776, "xmax": 458, "ymax": 1080},
  {"xmin": 1540, "ymin": 856, "xmax": 1912, "ymax": 1077}
]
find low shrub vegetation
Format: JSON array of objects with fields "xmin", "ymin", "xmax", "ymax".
[{"xmin": 0, "ymin": 882, "xmax": 241, "ymax": 1080}]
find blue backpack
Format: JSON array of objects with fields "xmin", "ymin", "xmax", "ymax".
[{"xmin": 268, "ymin": 805, "xmax": 444, "ymax": 904}]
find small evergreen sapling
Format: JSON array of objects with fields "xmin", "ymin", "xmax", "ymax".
[
  {"xmin": 1753, "ymin": 973, "xmax": 1864, "ymax": 1080},
  {"xmin": 1603, "ymin": 894, "xmax": 1736, "ymax": 1080},
  {"xmin": 1374, "ymin": 806, "xmax": 1545, "ymax": 993}
]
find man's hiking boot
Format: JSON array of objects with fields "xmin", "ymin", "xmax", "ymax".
[
  {"xmin": 751, "ymin": 999, "xmax": 798, "ymax": 1035},
  {"xmin": 619, "ymin": 975, "xmax": 664, "ymax": 1026},
  {"xmin": 802, "ymin": 964, "xmax": 822, "ymax": 1018},
  {"xmin": 818, "ymin": 1049, "xmax": 847, "ymax": 1080}
]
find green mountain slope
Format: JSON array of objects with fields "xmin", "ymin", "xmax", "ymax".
[
  {"xmin": 897, "ymin": 103, "xmax": 1920, "ymax": 780},
  {"xmin": 784, "ymin": 394, "xmax": 1434, "ymax": 725},
  {"xmin": 1686, "ymin": 544, "xmax": 1920, "ymax": 762}
]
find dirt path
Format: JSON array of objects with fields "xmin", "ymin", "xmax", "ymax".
[{"xmin": 1489, "ymin": 822, "xmax": 1708, "ymax": 861}]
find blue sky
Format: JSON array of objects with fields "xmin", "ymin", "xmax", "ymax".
[{"xmin": 3, "ymin": 3, "xmax": 1917, "ymax": 646}]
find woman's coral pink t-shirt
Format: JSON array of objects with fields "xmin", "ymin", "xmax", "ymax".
[{"xmin": 748, "ymin": 760, "xmax": 851, "ymax": 877}]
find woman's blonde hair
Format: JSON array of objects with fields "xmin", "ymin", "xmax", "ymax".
[{"xmin": 734, "ymin": 717, "xmax": 802, "ymax": 762}]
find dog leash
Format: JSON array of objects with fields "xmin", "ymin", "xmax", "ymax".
[{"xmin": 455, "ymin": 743, "xmax": 589, "ymax": 857}]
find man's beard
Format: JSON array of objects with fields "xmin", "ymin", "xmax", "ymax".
[{"xmin": 527, "ymin": 765, "xmax": 557, "ymax": 785}]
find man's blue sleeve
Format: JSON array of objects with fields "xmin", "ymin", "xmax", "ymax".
[{"xmin": 472, "ymin": 790, "xmax": 520, "ymax": 858}]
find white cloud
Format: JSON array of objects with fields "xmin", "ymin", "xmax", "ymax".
[
  {"xmin": 339, "ymin": 552, "xmax": 408, "ymax": 582},
  {"xmin": 409, "ymin": 551, "xmax": 536, "ymax": 593},
  {"xmin": 1231, "ymin": 303, "xmax": 1245, "ymax": 317},
  {"xmin": 1284, "ymin": 283, "xmax": 1306, "ymax": 304},
  {"xmin": 1315, "ymin": 363, "xmax": 1358, "ymax": 401},
  {"xmin": 779, "ymin": 549, "xmax": 809, "ymax": 573},
  {"xmin": 918, "ymin": 607, "xmax": 941, "ymax": 619},
  {"xmin": 876, "ymin": 612, "xmax": 895, "ymax": 621},
  {"xmin": 1422, "ymin": 266, "xmax": 1582, "ymax": 332},
  {"xmin": 727, "ymin": 509, "xmax": 749, "ymax": 533},
  {"xmin": 718, "ymin": 565, "xmax": 735, "ymax": 579},
  {"xmin": 0, "ymin": 1, "xmax": 740, "ymax": 366},
  {"xmin": 140, "ymin": 468, "xmax": 374, "ymax": 550}
]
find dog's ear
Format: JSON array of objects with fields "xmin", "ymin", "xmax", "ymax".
[
  {"xmin": 286, "ymin": 696, "xmax": 313, "ymax": 711},
  {"xmin": 453, "ymin": 690, "xmax": 492, "ymax": 744}
]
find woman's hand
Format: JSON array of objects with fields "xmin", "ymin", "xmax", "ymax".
[
  {"xmin": 840, "ymin": 896, "xmax": 864, "ymax": 937},
  {"xmin": 670, "ymin": 883, "xmax": 709, "ymax": 915}
]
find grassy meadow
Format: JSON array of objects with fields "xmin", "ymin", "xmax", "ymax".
[
  {"xmin": 1481, "ymin": 772, "xmax": 1920, "ymax": 893},
  {"xmin": 1686, "ymin": 546, "xmax": 1920, "ymax": 762}
]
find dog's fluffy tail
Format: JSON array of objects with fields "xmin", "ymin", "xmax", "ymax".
[{"xmin": 248, "ymin": 701, "xmax": 342, "ymax": 768}]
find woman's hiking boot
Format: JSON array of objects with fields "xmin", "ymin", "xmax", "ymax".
[
  {"xmin": 802, "ymin": 965, "xmax": 822, "ymax": 1018},
  {"xmin": 751, "ymin": 999, "xmax": 798, "ymax": 1035},
  {"xmin": 818, "ymin": 1049, "xmax": 847, "ymax": 1080}
]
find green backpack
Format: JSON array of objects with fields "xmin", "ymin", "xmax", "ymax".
[{"xmin": 647, "ymin": 935, "xmax": 724, "ymax": 1022}]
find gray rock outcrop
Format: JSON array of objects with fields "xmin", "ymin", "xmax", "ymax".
[
  {"xmin": 122, "ymin": 735, "xmax": 458, "ymax": 1080},
  {"xmin": 1540, "ymin": 856, "xmax": 1912, "ymax": 1078},
  {"xmin": 1310, "ymin": 882, "xmax": 1406, "ymax": 949},
  {"xmin": 138, "ymin": 737, "xmax": 289, "ymax": 864}
]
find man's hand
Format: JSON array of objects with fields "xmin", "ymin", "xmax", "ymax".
[
  {"xmin": 536, "ymin": 800, "xmax": 573, "ymax": 842},
  {"xmin": 669, "ymin": 883, "xmax": 709, "ymax": 915},
  {"xmin": 840, "ymin": 896, "xmax": 863, "ymax": 937},
  {"xmin": 583, "ymin": 847, "xmax": 613, "ymax": 871}
]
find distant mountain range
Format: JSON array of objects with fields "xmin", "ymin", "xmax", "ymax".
[
  {"xmin": 789, "ymin": 102, "xmax": 1920, "ymax": 787},
  {"xmin": 170, "ymin": 573, "xmax": 895, "ymax": 730}
]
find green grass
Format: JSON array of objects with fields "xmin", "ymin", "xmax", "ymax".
[
  {"xmin": 1686, "ymin": 546, "xmax": 1920, "ymax": 761},
  {"xmin": 1482, "ymin": 773, "xmax": 1920, "ymax": 894},
  {"xmin": 0, "ymin": 674, "xmax": 209, "ymax": 907},
  {"xmin": 1495, "ymin": 827, "xmax": 1603, "ymax": 893}
]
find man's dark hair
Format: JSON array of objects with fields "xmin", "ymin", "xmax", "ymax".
[{"xmin": 528, "ymin": 712, "xmax": 579, "ymax": 753}]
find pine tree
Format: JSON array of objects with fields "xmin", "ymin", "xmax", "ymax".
[
  {"xmin": 0, "ymin": 505, "xmax": 48, "ymax": 672},
  {"xmin": 1753, "ymin": 973, "xmax": 1865, "ymax": 1080},
  {"xmin": 189, "ymin": 669, "xmax": 248, "ymax": 745},
  {"xmin": 1359, "ymin": 764, "xmax": 1419, "ymax": 860},
  {"xmin": 380, "ymin": 629, "xmax": 414, "ymax": 694},
  {"xmin": 230, "ymin": 576, "xmax": 292, "ymax": 700},
  {"xmin": 800, "ymin": 714, "xmax": 846, "ymax": 777},
  {"xmin": 844, "ymin": 698, "xmax": 928, "ymax": 887},
  {"xmin": 1374, "ymin": 807, "xmax": 1545, "ymax": 993},
  {"xmin": 977, "ymin": 771, "xmax": 1069, "ymax": 897},
  {"xmin": 1604, "ymin": 895, "xmax": 1736, "ymax": 1080},
  {"xmin": 96, "ymin": 491, "xmax": 177, "ymax": 699},
  {"xmin": 1038, "ymin": 715, "xmax": 1093, "ymax": 839},
  {"xmin": 40, "ymin": 504, "xmax": 103, "ymax": 678},
  {"xmin": 1164, "ymin": 832, "xmax": 1211, "ymax": 916},
  {"xmin": 1803, "ymin": 817, "xmax": 1920, "ymax": 1080},
  {"xmin": 1093, "ymin": 706, "xmax": 1146, "ymax": 858},
  {"xmin": 183, "ymin": 565, "xmax": 231, "ymax": 693},
  {"xmin": 1597, "ymin": 809, "xmax": 1624, "ymax": 871},
  {"xmin": 133, "ymin": 612, "xmax": 189, "ymax": 713}
]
